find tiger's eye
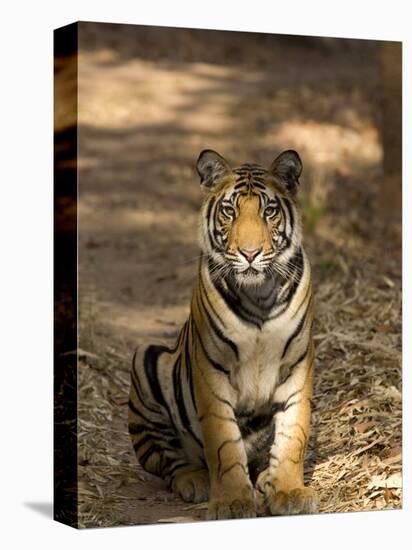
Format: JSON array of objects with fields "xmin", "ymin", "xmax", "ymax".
[
  {"xmin": 264, "ymin": 206, "xmax": 277, "ymax": 217},
  {"xmin": 222, "ymin": 206, "xmax": 235, "ymax": 218}
]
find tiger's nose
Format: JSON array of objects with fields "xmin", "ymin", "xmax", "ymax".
[{"xmin": 239, "ymin": 247, "xmax": 262, "ymax": 263}]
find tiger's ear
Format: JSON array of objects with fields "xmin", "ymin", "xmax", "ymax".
[
  {"xmin": 270, "ymin": 150, "xmax": 302, "ymax": 195},
  {"xmin": 196, "ymin": 149, "xmax": 231, "ymax": 189}
]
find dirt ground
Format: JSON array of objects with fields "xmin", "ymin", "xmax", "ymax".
[{"xmin": 72, "ymin": 24, "xmax": 402, "ymax": 527}]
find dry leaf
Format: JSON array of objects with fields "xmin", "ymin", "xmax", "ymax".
[
  {"xmin": 384, "ymin": 386, "xmax": 402, "ymax": 401},
  {"xmin": 368, "ymin": 472, "xmax": 402, "ymax": 490},
  {"xmin": 354, "ymin": 421, "xmax": 377, "ymax": 433},
  {"xmin": 382, "ymin": 276, "xmax": 395, "ymax": 288},
  {"xmin": 374, "ymin": 324, "xmax": 392, "ymax": 333},
  {"xmin": 382, "ymin": 448, "xmax": 402, "ymax": 465}
]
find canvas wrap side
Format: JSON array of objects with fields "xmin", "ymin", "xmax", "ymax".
[{"xmin": 54, "ymin": 21, "xmax": 79, "ymax": 529}]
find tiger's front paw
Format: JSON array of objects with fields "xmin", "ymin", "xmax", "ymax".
[
  {"xmin": 263, "ymin": 485, "xmax": 319, "ymax": 516},
  {"xmin": 207, "ymin": 495, "xmax": 256, "ymax": 520},
  {"xmin": 171, "ymin": 468, "xmax": 210, "ymax": 503}
]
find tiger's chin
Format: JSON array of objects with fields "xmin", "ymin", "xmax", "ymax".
[{"xmin": 235, "ymin": 268, "xmax": 267, "ymax": 287}]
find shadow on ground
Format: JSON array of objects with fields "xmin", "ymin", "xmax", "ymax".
[{"xmin": 24, "ymin": 502, "xmax": 53, "ymax": 519}]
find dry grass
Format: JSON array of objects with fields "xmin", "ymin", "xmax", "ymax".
[{"xmin": 308, "ymin": 262, "xmax": 401, "ymax": 513}]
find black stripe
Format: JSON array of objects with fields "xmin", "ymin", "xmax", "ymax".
[
  {"xmin": 185, "ymin": 322, "xmax": 197, "ymax": 413},
  {"xmin": 172, "ymin": 356, "xmax": 184, "ymax": 418},
  {"xmin": 128, "ymin": 423, "xmax": 147, "ymax": 436},
  {"xmin": 172, "ymin": 355, "xmax": 203, "ymax": 448},
  {"xmin": 128, "ymin": 399, "xmax": 174, "ymax": 434},
  {"xmin": 143, "ymin": 345, "xmax": 169, "ymax": 407},
  {"xmin": 277, "ymin": 201, "xmax": 291, "ymax": 250},
  {"xmin": 199, "ymin": 412, "xmax": 236, "ymax": 423},
  {"xmin": 212, "ymin": 276, "xmax": 263, "ymax": 328},
  {"xmin": 273, "ymin": 386, "xmax": 304, "ymax": 413},
  {"xmin": 205, "ymin": 195, "xmax": 216, "ymax": 224},
  {"xmin": 277, "ymin": 248, "xmax": 304, "ymax": 306},
  {"xmin": 211, "ymin": 269, "xmax": 279, "ymax": 328},
  {"xmin": 219, "ymin": 461, "xmax": 247, "ymax": 481},
  {"xmin": 278, "ymin": 344, "xmax": 309, "ymax": 386},
  {"xmin": 175, "ymin": 320, "xmax": 188, "ymax": 349},
  {"xmin": 128, "ymin": 397, "xmax": 143, "ymax": 417},
  {"xmin": 283, "ymin": 398, "xmax": 302, "ymax": 412},
  {"xmin": 139, "ymin": 443, "xmax": 162, "ymax": 468},
  {"xmin": 199, "ymin": 270, "xmax": 225, "ymax": 328},
  {"xmin": 164, "ymin": 459, "xmax": 191, "ymax": 479},
  {"xmin": 273, "ymin": 390, "xmax": 304, "ymax": 414},
  {"xmin": 133, "ymin": 434, "xmax": 154, "ymax": 453},
  {"xmin": 168, "ymin": 437, "xmax": 182, "ymax": 449},
  {"xmin": 234, "ymin": 181, "xmax": 247, "ymax": 190},
  {"xmin": 283, "ymin": 197, "xmax": 295, "ymax": 236},
  {"xmin": 142, "ymin": 345, "xmax": 182, "ymax": 436},
  {"xmin": 192, "ymin": 327, "xmax": 234, "ymax": 410},
  {"xmin": 130, "ymin": 365, "xmax": 162, "ymax": 416},
  {"xmin": 217, "ymin": 436, "xmax": 242, "ymax": 474},
  {"xmin": 199, "ymin": 287, "xmax": 239, "ymax": 360},
  {"xmin": 291, "ymin": 280, "xmax": 311, "ymax": 319},
  {"xmin": 268, "ymin": 302, "xmax": 290, "ymax": 321},
  {"xmin": 129, "ymin": 423, "xmax": 180, "ymax": 450},
  {"xmin": 284, "ymin": 388, "xmax": 305, "ymax": 408},
  {"xmin": 206, "ymin": 196, "xmax": 222, "ymax": 252},
  {"xmin": 281, "ymin": 306, "xmax": 309, "ymax": 359},
  {"xmin": 251, "ymin": 181, "xmax": 266, "ymax": 189},
  {"xmin": 192, "ymin": 317, "xmax": 230, "ymax": 376}
]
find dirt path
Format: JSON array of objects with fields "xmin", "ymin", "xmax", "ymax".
[{"xmin": 74, "ymin": 24, "xmax": 401, "ymax": 527}]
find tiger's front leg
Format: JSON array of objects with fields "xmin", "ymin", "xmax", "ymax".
[
  {"xmin": 194, "ymin": 363, "xmax": 256, "ymax": 520},
  {"xmin": 256, "ymin": 348, "xmax": 319, "ymax": 516}
]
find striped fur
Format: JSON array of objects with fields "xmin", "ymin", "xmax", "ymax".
[{"xmin": 128, "ymin": 150, "xmax": 319, "ymax": 519}]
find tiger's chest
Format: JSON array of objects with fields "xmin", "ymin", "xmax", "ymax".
[
  {"xmin": 227, "ymin": 316, "xmax": 303, "ymax": 411},
  {"xmin": 198, "ymin": 258, "xmax": 312, "ymax": 413}
]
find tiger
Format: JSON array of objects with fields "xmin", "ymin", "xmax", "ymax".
[{"xmin": 128, "ymin": 149, "xmax": 319, "ymax": 520}]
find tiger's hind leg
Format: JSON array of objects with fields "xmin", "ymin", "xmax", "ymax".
[
  {"xmin": 129, "ymin": 416, "xmax": 209, "ymax": 503},
  {"xmin": 170, "ymin": 466, "xmax": 210, "ymax": 503},
  {"xmin": 128, "ymin": 344, "xmax": 210, "ymax": 503}
]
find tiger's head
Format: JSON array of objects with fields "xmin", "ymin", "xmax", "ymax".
[{"xmin": 197, "ymin": 149, "xmax": 303, "ymax": 287}]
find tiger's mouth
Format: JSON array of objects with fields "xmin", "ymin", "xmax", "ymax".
[
  {"xmin": 242, "ymin": 266, "xmax": 259, "ymax": 275},
  {"xmin": 233, "ymin": 264, "xmax": 268, "ymax": 286}
]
